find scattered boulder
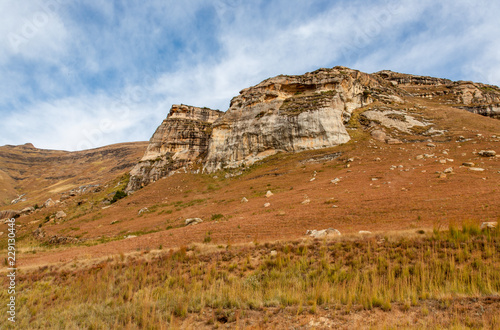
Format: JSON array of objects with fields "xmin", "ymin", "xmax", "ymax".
[
  {"xmin": 462, "ymin": 162, "xmax": 475, "ymax": 167},
  {"xmin": 241, "ymin": 197, "xmax": 249, "ymax": 203},
  {"xmin": 55, "ymin": 211, "xmax": 67, "ymax": 220},
  {"xmin": 309, "ymin": 177, "xmax": 316, "ymax": 182},
  {"xmin": 415, "ymin": 155, "xmax": 424, "ymax": 160},
  {"xmin": 443, "ymin": 167, "xmax": 453, "ymax": 174},
  {"xmin": 301, "ymin": 199, "xmax": 311, "ymax": 205},
  {"xmin": 270, "ymin": 250, "xmax": 277, "ymax": 256},
  {"xmin": 265, "ymin": 190, "xmax": 274, "ymax": 198},
  {"xmin": 387, "ymin": 138, "xmax": 402, "ymax": 145},
  {"xmin": 138, "ymin": 207, "xmax": 148, "ymax": 215},
  {"xmin": 427, "ymin": 143, "xmax": 436, "ymax": 147},
  {"xmin": 330, "ymin": 178, "xmax": 340, "ymax": 184},
  {"xmin": 185, "ymin": 218, "xmax": 203, "ymax": 226},
  {"xmin": 478, "ymin": 150, "xmax": 496, "ymax": 157},
  {"xmin": 469, "ymin": 167, "xmax": 485, "ymax": 172},
  {"xmin": 44, "ymin": 198, "xmax": 56, "ymax": 208},
  {"xmin": 11, "ymin": 194, "xmax": 27, "ymax": 205},
  {"xmin": 306, "ymin": 228, "xmax": 341, "ymax": 238},
  {"xmin": 371, "ymin": 130, "xmax": 386, "ymax": 142},
  {"xmin": 438, "ymin": 173, "xmax": 447, "ymax": 179},
  {"xmin": 20, "ymin": 206, "xmax": 35, "ymax": 215},
  {"xmin": 264, "ymin": 202, "xmax": 271, "ymax": 208},
  {"xmin": 481, "ymin": 222, "xmax": 497, "ymax": 230}
]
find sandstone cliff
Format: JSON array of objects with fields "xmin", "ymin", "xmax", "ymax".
[
  {"xmin": 203, "ymin": 67, "xmax": 399, "ymax": 172},
  {"xmin": 126, "ymin": 105, "xmax": 223, "ymax": 192},
  {"xmin": 126, "ymin": 66, "xmax": 500, "ymax": 192}
]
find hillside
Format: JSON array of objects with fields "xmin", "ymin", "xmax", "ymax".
[
  {"xmin": 0, "ymin": 67, "xmax": 499, "ymax": 328},
  {"xmin": 0, "ymin": 142, "xmax": 148, "ymax": 207}
]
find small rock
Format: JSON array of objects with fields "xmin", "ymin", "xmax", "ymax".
[
  {"xmin": 330, "ymin": 178, "xmax": 340, "ymax": 184},
  {"xmin": 270, "ymin": 250, "xmax": 277, "ymax": 256},
  {"xmin": 241, "ymin": 197, "xmax": 249, "ymax": 203},
  {"xmin": 443, "ymin": 167, "xmax": 453, "ymax": 174},
  {"xmin": 427, "ymin": 143, "xmax": 436, "ymax": 147},
  {"xmin": 371, "ymin": 130, "xmax": 386, "ymax": 141},
  {"xmin": 309, "ymin": 177, "xmax": 316, "ymax": 182},
  {"xmin": 462, "ymin": 162, "xmax": 475, "ymax": 167},
  {"xmin": 478, "ymin": 150, "xmax": 496, "ymax": 157},
  {"xmin": 44, "ymin": 198, "xmax": 56, "ymax": 208},
  {"xmin": 265, "ymin": 190, "xmax": 274, "ymax": 198},
  {"xmin": 138, "ymin": 207, "xmax": 148, "ymax": 215},
  {"xmin": 359, "ymin": 231, "xmax": 372, "ymax": 235},
  {"xmin": 415, "ymin": 155, "xmax": 424, "ymax": 160},
  {"xmin": 264, "ymin": 202, "xmax": 271, "ymax": 208},
  {"xmin": 480, "ymin": 222, "xmax": 497, "ymax": 229},
  {"xmin": 469, "ymin": 167, "xmax": 485, "ymax": 172},
  {"xmin": 439, "ymin": 159, "xmax": 447, "ymax": 164},
  {"xmin": 301, "ymin": 199, "xmax": 311, "ymax": 205},
  {"xmin": 55, "ymin": 210, "xmax": 67, "ymax": 220},
  {"xmin": 125, "ymin": 235, "xmax": 137, "ymax": 239},
  {"xmin": 185, "ymin": 218, "xmax": 203, "ymax": 226},
  {"xmin": 438, "ymin": 173, "xmax": 447, "ymax": 179},
  {"xmin": 20, "ymin": 206, "xmax": 35, "ymax": 215},
  {"xmin": 387, "ymin": 138, "xmax": 402, "ymax": 145},
  {"xmin": 375, "ymin": 157, "xmax": 381, "ymax": 161}
]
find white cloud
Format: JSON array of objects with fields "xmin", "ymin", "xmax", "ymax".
[{"xmin": 1, "ymin": 0, "xmax": 500, "ymax": 151}]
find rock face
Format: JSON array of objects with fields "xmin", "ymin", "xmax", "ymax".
[
  {"xmin": 376, "ymin": 70, "xmax": 500, "ymax": 119},
  {"xmin": 126, "ymin": 105, "xmax": 223, "ymax": 192},
  {"xmin": 127, "ymin": 66, "xmax": 500, "ymax": 192},
  {"xmin": 203, "ymin": 67, "xmax": 396, "ymax": 172}
]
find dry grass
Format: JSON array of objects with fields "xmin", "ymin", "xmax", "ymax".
[{"xmin": 1, "ymin": 224, "xmax": 499, "ymax": 328}]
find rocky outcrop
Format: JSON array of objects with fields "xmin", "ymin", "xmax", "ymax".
[
  {"xmin": 376, "ymin": 70, "xmax": 500, "ymax": 119},
  {"xmin": 127, "ymin": 66, "xmax": 500, "ymax": 192},
  {"xmin": 203, "ymin": 67, "xmax": 397, "ymax": 172},
  {"xmin": 126, "ymin": 105, "xmax": 223, "ymax": 192}
]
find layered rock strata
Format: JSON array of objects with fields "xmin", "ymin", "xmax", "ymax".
[
  {"xmin": 127, "ymin": 66, "xmax": 500, "ymax": 192},
  {"xmin": 126, "ymin": 105, "xmax": 223, "ymax": 192},
  {"xmin": 203, "ymin": 67, "xmax": 397, "ymax": 172}
]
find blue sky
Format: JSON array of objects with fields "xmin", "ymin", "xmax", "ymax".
[{"xmin": 1, "ymin": 0, "xmax": 499, "ymax": 150}]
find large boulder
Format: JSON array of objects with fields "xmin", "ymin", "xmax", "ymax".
[
  {"xmin": 306, "ymin": 228, "xmax": 341, "ymax": 238},
  {"xmin": 478, "ymin": 150, "xmax": 496, "ymax": 157},
  {"xmin": 185, "ymin": 218, "xmax": 203, "ymax": 226}
]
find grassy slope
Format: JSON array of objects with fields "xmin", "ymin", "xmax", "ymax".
[{"xmin": 1, "ymin": 225, "xmax": 499, "ymax": 328}]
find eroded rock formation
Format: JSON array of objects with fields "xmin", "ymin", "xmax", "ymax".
[
  {"xmin": 126, "ymin": 105, "xmax": 223, "ymax": 192},
  {"xmin": 203, "ymin": 67, "xmax": 398, "ymax": 172},
  {"xmin": 126, "ymin": 66, "xmax": 500, "ymax": 192}
]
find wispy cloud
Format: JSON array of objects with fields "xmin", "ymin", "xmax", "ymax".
[{"xmin": 1, "ymin": 0, "xmax": 499, "ymax": 150}]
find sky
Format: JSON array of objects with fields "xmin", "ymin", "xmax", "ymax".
[{"xmin": 1, "ymin": 0, "xmax": 499, "ymax": 151}]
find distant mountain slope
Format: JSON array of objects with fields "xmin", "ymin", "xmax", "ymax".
[{"xmin": 0, "ymin": 142, "xmax": 148, "ymax": 207}]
